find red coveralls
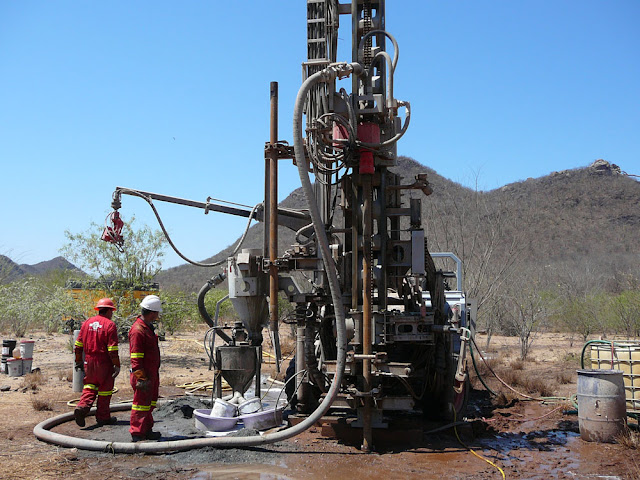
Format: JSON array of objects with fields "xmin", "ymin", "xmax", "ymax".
[
  {"xmin": 129, "ymin": 316, "xmax": 161, "ymax": 436},
  {"xmin": 74, "ymin": 315, "xmax": 119, "ymax": 422}
]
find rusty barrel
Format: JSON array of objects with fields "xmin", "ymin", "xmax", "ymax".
[{"xmin": 577, "ymin": 369, "xmax": 626, "ymax": 443}]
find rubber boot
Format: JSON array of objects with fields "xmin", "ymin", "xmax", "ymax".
[
  {"xmin": 74, "ymin": 406, "xmax": 90, "ymax": 427},
  {"xmin": 146, "ymin": 431, "xmax": 161, "ymax": 440},
  {"xmin": 96, "ymin": 416, "xmax": 118, "ymax": 426}
]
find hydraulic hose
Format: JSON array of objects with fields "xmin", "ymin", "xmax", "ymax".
[
  {"xmin": 197, "ymin": 273, "xmax": 226, "ymax": 327},
  {"xmin": 115, "ymin": 188, "xmax": 260, "ymax": 268},
  {"xmin": 34, "ymin": 65, "xmax": 353, "ymax": 454}
]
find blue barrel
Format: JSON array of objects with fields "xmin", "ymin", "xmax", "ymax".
[{"xmin": 577, "ymin": 369, "xmax": 626, "ymax": 443}]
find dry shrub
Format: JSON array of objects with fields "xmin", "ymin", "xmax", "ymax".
[
  {"xmin": 520, "ymin": 376, "xmax": 557, "ymax": 397},
  {"xmin": 31, "ymin": 395, "xmax": 54, "ymax": 411},
  {"xmin": 474, "ymin": 355, "xmax": 499, "ymax": 378},
  {"xmin": 493, "ymin": 391, "xmax": 518, "ymax": 407},
  {"xmin": 21, "ymin": 371, "xmax": 46, "ymax": 391},
  {"xmin": 556, "ymin": 370, "xmax": 574, "ymax": 384},
  {"xmin": 562, "ymin": 351, "xmax": 580, "ymax": 367},
  {"xmin": 510, "ymin": 358, "xmax": 525, "ymax": 371},
  {"xmin": 58, "ymin": 368, "xmax": 73, "ymax": 382},
  {"xmin": 495, "ymin": 366, "xmax": 524, "ymax": 388},
  {"xmin": 617, "ymin": 428, "xmax": 640, "ymax": 449},
  {"xmin": 180, "ymin": 341, "xmax": 205, "ymax": 355}
]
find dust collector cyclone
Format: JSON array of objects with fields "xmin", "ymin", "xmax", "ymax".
[
  {"xmin": 218, "ymin": 345, "xmax": 259, "ymax": 395},
  {"xmin": 228, "ymin": 249, "xmax": 269, "ymax": 346}
]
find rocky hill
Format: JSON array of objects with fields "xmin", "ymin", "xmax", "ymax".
[
  {"xmin": 156, "ymin": 157, "xmax": 640, "ymax": 293},
  {"xmin": 0, "ymin": 255, "xmax": 80, "ymax": 283}
]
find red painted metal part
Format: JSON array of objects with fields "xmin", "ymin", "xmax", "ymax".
[{"xmin": 357, "ymin": 123, "xmax": 380, "ymax": 174}]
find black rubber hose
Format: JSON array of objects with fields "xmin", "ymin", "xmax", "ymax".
[{"xmin": 197, "ymin": 273, "xmax": 226, "ymax": 327}]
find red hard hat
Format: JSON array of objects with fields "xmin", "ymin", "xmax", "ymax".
[{"xmin": 94, "ymin": 298, "xmax": 117, "ymax": 311}]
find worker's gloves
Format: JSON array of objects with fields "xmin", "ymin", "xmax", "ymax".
[
  {"xmin": 112, "ymin": 365, "xmax": 121, "ymax": 379},
  {"xmin": 136, "ymin": 379, "xmax": 150, "ymax": 392},
  {"xmin": 74, "ymin": 362, "xmax": 84, "ymax": 372}
]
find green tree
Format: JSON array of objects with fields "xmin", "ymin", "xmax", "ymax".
[
  {"xmin": 158, "ymin": 289, "xmax": 198, "ymax": 335},
  {"xmin": 60, "ymin": 217, "xmax": 167, "ymax": 322},
  {"xmin": 0, "ymin": 276, "xmax": 91, "ymax": 336},
  {"xmin": 203, "ymin": 288, "xmax": 237, "ymax": 324},
  {"xmin": 60, "ymin": 216, "xmax": 166, "ymax": 287}
]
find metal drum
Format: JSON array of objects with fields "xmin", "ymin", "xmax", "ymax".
[{"xmin": 577, "ymin": 369, "xmax": 626, "ymax": 443}]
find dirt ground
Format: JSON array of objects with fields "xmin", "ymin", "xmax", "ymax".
[{"xmin": 1, "ymin": 330, "xmax": 638, "ymax": 480}]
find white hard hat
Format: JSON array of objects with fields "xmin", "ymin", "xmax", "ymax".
[{"xmin": 140, "ymin": 295, "xmax": 163, "ymax": 313}]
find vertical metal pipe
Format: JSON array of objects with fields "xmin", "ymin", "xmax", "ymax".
[
  {"xmin": 361, "ymin": 175, "xmax": 373, "ymax": 452},
  {"xmin": 269, "ymin": 81, "xmax": 281, "ymax": 372},
  {"xmin": 296, "ymin": 323, "xmax": 306, "ymax": 407},
  {"xmin": 351, "ymin": 182, "xmax": 359, "ymax": 311},
  {"xmin": 264, "ymin": 161, "xmax": 270, "ymax": 256}
]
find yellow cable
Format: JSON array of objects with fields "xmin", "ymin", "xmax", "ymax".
[
  {"xmin": 165, "ymin": 337, "xmax": 203, "ymax": 347},
  {"xmin": 453, "ymin": 409, "xmax": 506, "ymax": 480}
]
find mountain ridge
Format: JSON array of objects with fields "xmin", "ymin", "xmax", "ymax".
[{"xmin": 155, "ymin": 157, "xmax": 640, "ymax": 292}]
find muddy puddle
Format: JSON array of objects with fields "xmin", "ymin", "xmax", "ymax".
[
  {"xmin": 51, "ymin": 390, "xmax": 637, "ymax": 479},
  {"xmin": 191, "ymin": 464, "xmax": 293, "ymax": 480}
]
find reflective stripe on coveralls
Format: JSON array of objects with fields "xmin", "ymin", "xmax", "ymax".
[
  {"xmin": 129, "ymin": 316, "xmax": 161, "ymax": 436},
  {"xmin": 75, "ymin": 314, "xmax": 119, "ymax": 422}
]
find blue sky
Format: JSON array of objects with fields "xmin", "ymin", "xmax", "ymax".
[{"xmin": 1, "ymin": 1, "xmax": 638, "ymax": 270}]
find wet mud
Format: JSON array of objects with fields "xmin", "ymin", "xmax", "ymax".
[
  {"xmin": 49, "ymin": 393, "xmax": 638, "ymax": 480},
  {"xmin": 4, "ymin": 333, "xmax": 638, "ymax": 480}
]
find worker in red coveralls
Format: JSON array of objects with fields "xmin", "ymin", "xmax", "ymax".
[
  {"xmin": 129, "ymin": 294, "xmax": 163, "ymax": 442},
  {"xmin": 74, "ymin": 298, "xmax": 121, "ymax": 427}
]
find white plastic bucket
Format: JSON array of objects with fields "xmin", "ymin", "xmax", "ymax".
[
  {"xmin": 20, "ymin": 340, "xmax": 35, "ymax": 358},
  {"xmin": 210, "ymin": 398, "xmax": 237, "ymax": 418},
  {"xmin": 238, "ymin": 397, "xmax": 263, "ymax": 415},
  {"xmin": 7, "ymin": 358, "xmax": 22, "ymax": 377},
  {"xmin": 22, "ymin": 358, "xmax": 33, "ymax": 375}
]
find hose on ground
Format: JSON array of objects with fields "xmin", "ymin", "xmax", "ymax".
[{"xmin": 34, "ymin": 64, "xmax": 353, "ymax": 454}]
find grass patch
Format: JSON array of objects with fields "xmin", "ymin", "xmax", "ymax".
[
  {"xmin": 492, "ymin": 391, "xmax": 518, "ymax": 407},
  {"xmin": 519, "ymin": 376, "xmax": 557, "ymax": 397},
  {"xmin": 510, "ymin": 358, "xmax": 525, "ymax": 371},
  {"xmin": 58, "ymin": 368, "xmax": 73, "ymax": 382},
  {"xmin": 562, "ymin": 351, "xmax": 581, "ymax": 367},
  {"xmin": 21, "ymin": 371, "xmax": 47, "ymax": 391},
  {"xmin": 30, "ymin": 395, "xmax": 54, "ymax": 411},
  {"xmin": 617, "ymin": 428, "xmax": 640, "ymax": 449},
  {"xmin": 474, "ymin": 355, "xmax": 499, "ymax": 378},
  {"xmin": 556, "ymin": 370, "xmax": 574, "ymax": 384}
]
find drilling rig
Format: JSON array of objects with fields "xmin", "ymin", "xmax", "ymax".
[{"xmin": 106, "ymin": 1, "xmax": 475, "ymax": 452}]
